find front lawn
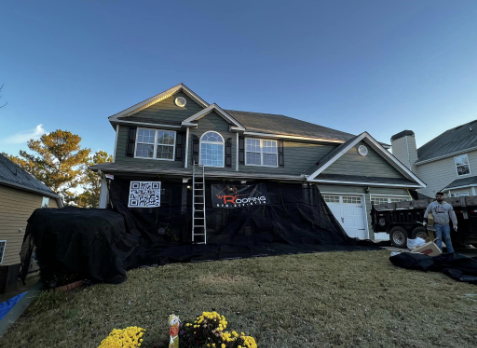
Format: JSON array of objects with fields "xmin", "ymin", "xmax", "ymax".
[{"xmin": 2, "ymin": 250, "xmax": 477, "ymax": 348}]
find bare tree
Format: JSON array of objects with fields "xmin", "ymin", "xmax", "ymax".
[{"xmin": 0, "ymin": 84, "xmax": 7, "ymax": 108}]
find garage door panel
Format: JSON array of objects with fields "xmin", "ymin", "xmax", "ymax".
[{"xmin": 323, "ymin": 194, "xmax": 366, "ymax": 239}]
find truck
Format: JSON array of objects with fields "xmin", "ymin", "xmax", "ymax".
[{"xmin": 371, "ymin": 196, "xmax": 477, "ymax": 248}]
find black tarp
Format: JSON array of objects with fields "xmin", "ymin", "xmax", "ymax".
[
  {"xmin": 21, "ymin": 207, "xmax": 139, "ymax": 284},
  {"xmin": 390, "ymin": 252, "xmax": 477, "ymax": 284},
  {"xmin": 21, "ymin": 179, "xmax": 382, "ymax": 284}
]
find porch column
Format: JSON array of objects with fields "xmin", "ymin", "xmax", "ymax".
[{"xmin": 99, "ymin": 176, "xmax": 108, "ymax": 209}]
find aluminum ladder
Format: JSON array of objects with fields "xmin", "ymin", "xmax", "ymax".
[{"xmin": 192, "ymin": 162, "xmax": 207, "ymax": 244}]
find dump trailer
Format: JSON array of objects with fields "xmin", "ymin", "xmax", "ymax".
[{"xmin": 371, "ymin": 196, "xmax": 477, "ymax": 248}]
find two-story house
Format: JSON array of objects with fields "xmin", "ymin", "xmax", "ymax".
[
  {"xmin": 391, "ymin": 121, "xmax": 477, "ymax": 199},
  {"xmin": 91, "ymin": 84, "xmax": 425, "ymax": 240}
]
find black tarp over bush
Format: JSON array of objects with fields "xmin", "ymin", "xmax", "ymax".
[
  {"xmin": 21, "ymin": 207, "xmax": 139, "ymax": 284},
  {"xmin": 22, "ymin": 179, "xmax": 381, "ymax": 284}
]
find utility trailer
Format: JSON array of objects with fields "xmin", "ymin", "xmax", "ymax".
[{"xmin": 371, "ymin": 196, "xmax": 477, "ymax": 248}]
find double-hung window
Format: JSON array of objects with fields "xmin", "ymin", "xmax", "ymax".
[
  {"xmin": 135, "ymin": 128, "xmax": 176, "ymax": 160},
  {"xmin": 455, "ymin": 154, "xmax": 470, "ymax": 176},
  {"xmin": 245, "ymin": 138, "xmax": 278, "ymax": 167}
]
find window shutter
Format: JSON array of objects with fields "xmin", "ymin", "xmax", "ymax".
[
  {"xmin": 278, "ymin": 140, "xmax": 284, "ymax": 166},
  {"xmin": 126, "ymin": 127, "xmax": 137, "ymax": 157},
  {"xmin": 192, "ymin": 134, "xmax": 199, "ymax": 165},
  {"xmin": 225, "ymin": 138, "xmax": 232, "ymax": 167},
  {"xmin": 175, "ymin": 132, "xmax": 184, "ymax": 161},
  {"xmin": 239, "ymin": 137, "xmax": 245, "ymax": 164}
]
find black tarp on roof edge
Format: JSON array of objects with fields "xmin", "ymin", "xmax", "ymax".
[{"xmin": 21, "ymin": 180, "xmax": 381, "ymax": 284}]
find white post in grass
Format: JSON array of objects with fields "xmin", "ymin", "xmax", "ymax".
[{"xmin": 99, "ymin": 176, "xmax": 108, "ymax": 209}]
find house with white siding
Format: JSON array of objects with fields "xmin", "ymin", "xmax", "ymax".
[{"xmin": 391, "ymin": 121, "xmax": 477, "ymax": 198}]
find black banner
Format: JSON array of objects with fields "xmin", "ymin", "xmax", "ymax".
[{"xmin": 211, "ymin": 184, "xmax": 270, "ymax": 208}]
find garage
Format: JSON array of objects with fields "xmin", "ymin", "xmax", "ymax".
[{"xmin": 323, "ymin": 194, "xmax": 367, "ymax": 239}]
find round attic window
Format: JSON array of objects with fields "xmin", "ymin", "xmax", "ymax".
[
  {"xmin": 358, "ymin": 145, "xmax": 368, "ymax": 156},
  {"xmin": 175, "ymin": 96, "xmax": 187, "ymax": 107}
]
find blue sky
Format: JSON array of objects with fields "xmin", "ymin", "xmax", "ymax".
[{"xmin": 1, "ymin": 0, "xmax": 477, "ymax": 157}]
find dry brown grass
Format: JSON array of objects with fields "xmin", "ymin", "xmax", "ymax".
[{"xmin": 1, "ymin": 250, "xmax": 477, "ymax": 348}]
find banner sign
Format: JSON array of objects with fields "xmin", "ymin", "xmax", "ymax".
[
  {"xmin": 211, "ymin": 184, "xmax": 270, "ymax": 208},
  {"xmin": 128, "ymin": 181, "xmax": 161, "ymax": 208}
]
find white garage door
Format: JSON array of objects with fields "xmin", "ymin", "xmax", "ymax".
[{"xmin": 323, "ymin": 195, "xmax": 367, "ymax": 239}]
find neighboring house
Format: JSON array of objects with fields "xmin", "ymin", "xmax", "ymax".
[
  {"xmin": 91, "ymin": 84, "xmax": 425, "ymax": 241},
  {"xmin": 0, "ymin": 154, "xmax": 62, "ymax": 293},
  {"xmin": 391, "ymin": 121, "xmax": 477, "ymax": 198}
]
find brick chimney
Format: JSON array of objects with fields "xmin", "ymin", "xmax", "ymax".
[{"xmin": 391, "ymin": 130, "xmax": 418, "ymax": 171}]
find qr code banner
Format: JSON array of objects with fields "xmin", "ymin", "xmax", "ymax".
[{"xmin": 128, "ymin": 181, "xmax": 161, "ymax": 208}]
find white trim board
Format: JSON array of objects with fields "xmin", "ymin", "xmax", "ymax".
[
  {"xmin": 113, "ymin": 124, "xmax": 119, "ymax": 163},
  {"xmin": 182, "ymin": 104, "xmax": 245, "ymax": 131},
  {"xmin": 306, "ymin": 132, "xmax": 426, "ymax": 188},
  {"xmin": 109, "ymin": 83, "xmax": 209, "ymax": 121},
  {"xmin": 111, "ymin": 120, "xmax": 182, "ymax": 129},
  {"xmin": 309, "ymin": 179, "xmax": 423, "ymax": 188}
]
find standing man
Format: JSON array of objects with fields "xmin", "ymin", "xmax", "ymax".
[{"xmin": 423, "ymin": 192, "xmax": 458, "ymax": 253}]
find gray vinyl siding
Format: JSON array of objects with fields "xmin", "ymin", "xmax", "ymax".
[
  {"xmin": 122, "ymin": 92, "xmax": 204, "ymax": 123},
  {"xmin": 323, "ymin": 141, "xmax": 403, "ymax": 178},
  {"xmin": 316, "ymin": 184, "xmax": 410, "ymax": 239},
  {"xmin": 240, "ymin": 141, "xmax": 336, "ymax": 176},
  {"xmin": 415, "ymin": 149, "xmax": 477, "ymax": 197},
  {"xmin": 115, "ymin": 125, "xmax": 184, "ymax": 168},
  {"xmin": 188, "ymin": 111, "xmax": 236, "ymax": 171}
]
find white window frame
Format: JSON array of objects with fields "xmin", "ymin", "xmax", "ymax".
[
  {"xmin": 0, "ymin": 240, "xmax": 6, "ymax": 265},
  {"xmin": 370, "ymin": 195, "xmax": 410, "ymax": 205},
  {"xmin": 454, "ymin": 154, "xmax": 471, "ymax": 177},
  {"xmin": 244, "ymin": 138, "xmax": 279, "ymax": 168},
  {"xmin": 134, "ymin": 128, "xmax": 176, "ymax": 161},
  {"xmin": 199, "ymin": 131, "xmax": 225, "ymax": 168}
]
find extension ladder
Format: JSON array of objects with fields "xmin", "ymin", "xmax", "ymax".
[{"xmin": 192, "ymin": 162, "xmax": 207, "ymax": 244}]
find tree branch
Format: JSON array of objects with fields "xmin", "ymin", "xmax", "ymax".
[{"xmin": 0, "ymin": 84, "xmax": 7, "ymax": 108}]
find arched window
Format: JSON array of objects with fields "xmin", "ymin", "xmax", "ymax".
[{"xmin": 200, "ymin": 131, "xmax": 224, "ymax": 167}]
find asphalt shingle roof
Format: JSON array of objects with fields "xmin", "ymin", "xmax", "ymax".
[
  {"xmin": 442, "ymin": 176, "xmax": 477, "ymax": 190},
  {"xmin": 0, "ymin": 154, "xmax": 59, "ymax": 198},
  {"xmin": 225, "ymin": 110, "xmax": 356, "ymax": 143},
  {"xmin": 417, "ymin": 119, "xmax": 477, "ymax": 163}
]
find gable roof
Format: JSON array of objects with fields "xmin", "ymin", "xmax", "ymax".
[
  {"xmin": 304, "ymin": 132, "xmax": 426, "ymax": 188},
  {"xmin": 0, "ymin": 154, "xmax": 60, "ymax": 199},
  {"xmin": 108, "ymin": 83, "xmax": 209, "ymax": 121},
  {"xmin": 182, "ymin": 104, "xmax": 245, "ymax": 131},
  {"xmin": 417, "ymin": 119, "xmax": 477, "ymax": 164}
]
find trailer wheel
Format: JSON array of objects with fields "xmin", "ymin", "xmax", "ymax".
[
  {"xmin": 411, "ymin": 226, "xmax": 428, "ymax": 240},
  {"xmin": 390, "ymin": 226, "xmax": 408, "ymax": 248}
]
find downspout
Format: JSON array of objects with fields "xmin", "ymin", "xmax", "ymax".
[
  {"xmin": 236, "ymin": 132, "xmax": 239, "ymax": 171},
  {"xmin": 113, "ymin": 124, "xmax": 119, "ymax": 163},
  {"xmin": 184, "ymin": 127, "xmax": 189, "ymax": 169}
]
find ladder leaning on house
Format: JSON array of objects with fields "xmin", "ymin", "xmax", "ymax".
[{"xmin": 192, "ymin": 162, "xmax": 207, "ymax": 244}]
